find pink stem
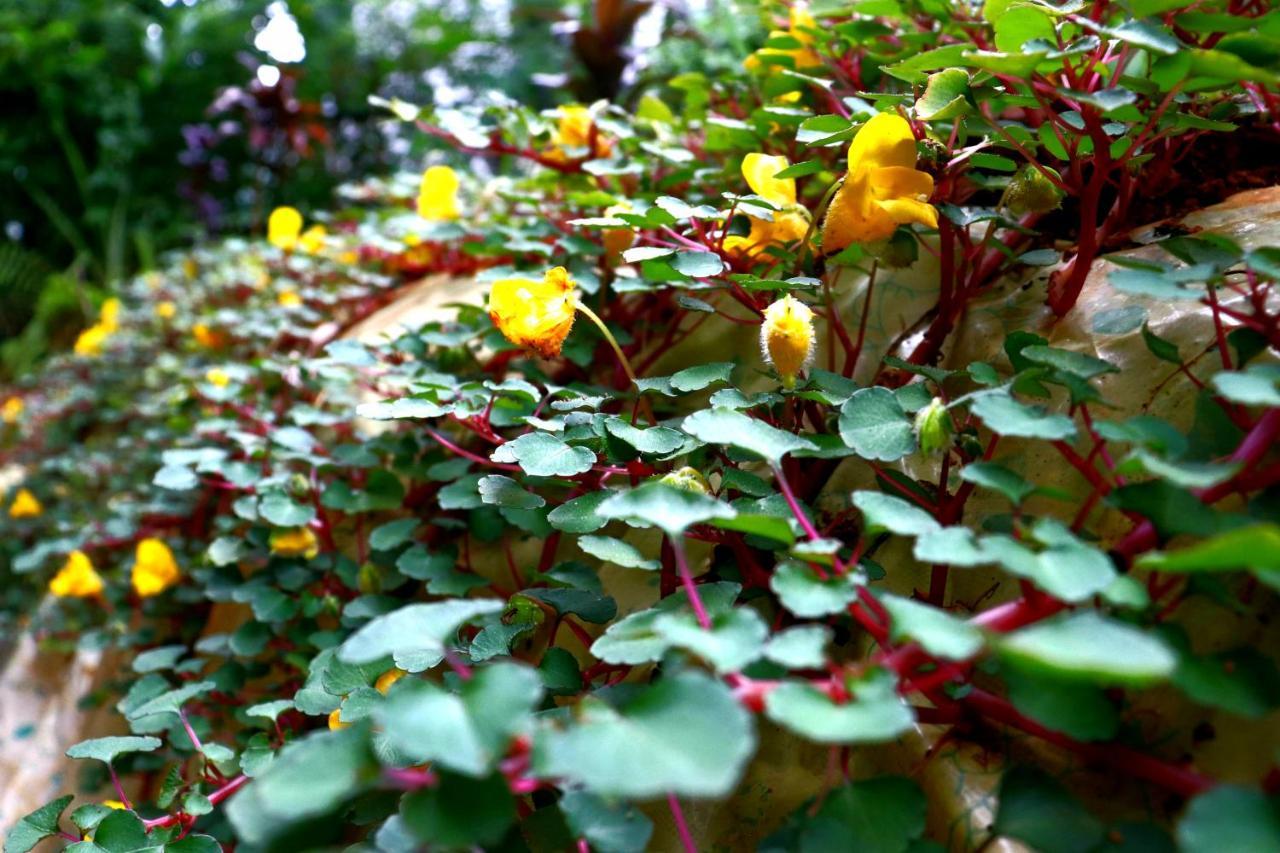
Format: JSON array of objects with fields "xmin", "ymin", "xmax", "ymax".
[
  {"xmin": 670, "ymin": 536, "xmax": 711, "ymax": 630},
  {"xmin": 667, "ymin": 792, "xmax": 699, "ymax": 853}
]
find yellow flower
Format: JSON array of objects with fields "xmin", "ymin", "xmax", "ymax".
[
  {"xmin": 132, "ymin": 538, "xmax": 181, "ymax": 597},
  {"xmin": 193, "ymin": 323, "xmax": 227, "ymax": 349},
  {"xmin": 417, "ymin": 165, "xmax": 460, "ymax": 221},
  {"xmin": 99, "ymin": 298, "xmax": 122, "ymax": 332},
  {"xmin": 547, "ymin": 106, "xmax": 612, "ymax": 163},
  {"xmin": 278, "ymin": 290, "xmax": 302, "ymax": 308},
  {"xmin": 155, "ymin": 301, "xmax": 177, "ymax": 320},
  {"xmin": 745, "ymin": 2, "xmax": 822, "ymax": 72},
  {"xmin": 2, "ymin": 396, "xmax": 22, "ymax": 424},
  {"xmin": 724, "ymin": 153, "xmax": 811, "ymax": 260},
  {"xmin": 9, "ymin": 488, "xmax": 42, "ymax": 518},
  {"xmin": 271, "ymin": 526, "xmax": 320, "ymax": 559},
  {"xmin": 103, "ymin": 801, "xmax": 126, "ymax": 811},
  {"xmin": 761, "ymin": 295, "xmax": 815, "ymax": 388},
  {"xmin": 602, "ymin": 202, "xmax": 636, "ymax": 258},
  {"xmin": 49, "ymin": 550, "xmax": 104, "ymax": 598},
  {"xmin": 328, "ymin": 709, "xmax": 349, "ymax": 731},
  {"xmin": 487, "ymin": 267, "xmax": 578, "ymax": 358},
  {"xmin": 268, "ymin": 206, "xmax": 304, "ymax": 251},
  {"xmin": 206, "ymin": 368, "xmax": 231, "ymax": 388},
  {"xmin": 299, "ymin": 225, "xmax": 327, "ymax": 255},
  {"xmin": 375, "ymin": 668, "xmax": 407, "ymax": 694},
  {"xmin": 74, "ymin": 323, "xmax": 111, "ymax": 357},
  {"xmin": 821, "ymin": 112, "xmax": 939, "ymax": 251}
]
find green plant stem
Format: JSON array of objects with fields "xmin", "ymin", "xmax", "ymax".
[{"xmin": 573, "ymin": 298, "xmax": 638, "ymax": 386}]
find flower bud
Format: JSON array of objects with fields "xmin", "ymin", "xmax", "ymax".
[
  {"xmin": 1004, "ymin": 164, "xmax": 1064, "ymax": 215},
  {"xmin": 760, "ymin": 295, "xmax": 815, "ymax": 389},
  {"xmin": 914, "ymin": 397, "xmax": 954, "ymax": 454},
  {"xmin": 661, "ymin": 466, "xmax": 711, "ymax": 495}
]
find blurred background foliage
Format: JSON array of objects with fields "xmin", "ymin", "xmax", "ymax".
[{"xmin": 0, "ymin": 0, "xmax": 756, "ymax": 379}]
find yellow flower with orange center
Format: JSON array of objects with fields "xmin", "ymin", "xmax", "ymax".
[
  {"xmin": 761, "ymin": 295, "xmax": 815, "ymax": 388},
  {"xmin": 9, "ymin": 488, "xmax": 42, "ymax": 518},
  {"xmin": 724, "ymin": 153, "xmax": 811, "ymax": 260},
  {"xmin": 268, "ymin": 206, "xmax": 304, "ymax": 251},
  {"xmin": 50, "ymin": 550, "xmax": 104, "ymax": 598},
  {"xmin": 278, "ymin": 290, "xmax": 302, "ymax": 308},
  {"xmin": 417, "ymin": 165, "xmax": 461, "ymax": 221},
  {"xmin": 2, "ymin": 396, "xmax": 22, "ymax": 424},
  {"xmin": 271, "ymin": 526, "xmax": 320, "ymax": 559},
  {"xmin": 487, "ymin": 267, "xmax": 579, "ymax": 358},
  {"xmin": 132, "ymin": 538, "xmax": 181, "ymax": 597},
  {"xmin": 155, "ymin": 301, "xmax": 177, "ymax": 320},
  {"xmin": 821, "ymin": 112, "xmax": 939, "ymax": 250}
]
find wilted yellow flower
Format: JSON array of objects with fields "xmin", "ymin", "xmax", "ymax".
[
  {"xmin": 417, "ymin": 165, "xmax": 460, "ymax": 221},
  {"xmin": 74, "ymin": 323, "xmax": 111, "ymax": 357},
  {"xmin": 206, "ymin": 368, "xmax": 231, "ymax": 388},
  {"xmin": 602, "ymin": 202, "xmax": 636, "ymax": 258},
  {"xmin": 2, "ymin": 396, "xmax": 22, "ymax": 424},
  {"xmin": 328, "ymin": 709, "xmax": 349, "ymax": 730},
  {"xmin": 761, "ymin": 295, "xmax": 815, "ymax": 388},
  {"xmin": 487, "ymin": 267, "xmax": 578, "ymax": 358},
  {"xmin": 155, "ymin": 301, "xmax": 177, "ymax": 320},
  {"xmin": 724, "ymin": 153, "xmax": 810, "ymax": 259},
  {"xmin": 50, "ymin": 550, "xmax": 103, "ymax": 598},
  {"xmin": 9, "ymin": 488, "xmax": 42, "ymax": 518},
  {"xmin": 278, "ymin": 290, "xmax": 302, "ymax": 308},
  {"xmin": 375, "ymin": 668, "xmax": 407, "ymax": 694},
  {"xmin": 193, "ymin": 323, "xmax": 227, "ymax": 349},
  {"xmin": 268, "ymin": 206, "xmax": 304, "ymax": 251},
  {"xmin": 271, "ymin": 526, "xmax": 320, "ymax": 559},
  {"xmin": 821, "ymin": 112, "xmax": 938, "ymax": 251},
  {"xmin": 547, "ymin": 106, "xmax": 612, "ymax": 163},
  {"xmin": 132, "ymin": 538, "xmax": 181, "ymax": 597},
  {"xmin": 299, "ymin": 225, "xmax": 327, "ymax": 255}
]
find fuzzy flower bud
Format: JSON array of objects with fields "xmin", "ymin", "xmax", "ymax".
[
  {"xmin": 660, "ymin": 466, "xmax": 711, "ymax": 495},
  {"xmin": 760, "ymin": 295, "xmax": 815, "ymax": 389},
  {"xmin": 913, "ymin": 396, "xmax": 954, "ymax": 454},
  {"xmin": 1005, "ymin": 164, "xmax": 1064, "ymax": 215}
]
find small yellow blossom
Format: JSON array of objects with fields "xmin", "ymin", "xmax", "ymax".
[
  {"xmin": 602, "ymin": 202, "xmax": 636, "ymax": 258},
  {"xmin": 98, "ymin": 298, "xmax": 123, "ymax": 332},
  {"xmin": 206, "ymin": 368, "xmax": 231, "ymax": 388},
  {"xmin": 132, "ymin": 538, "xmax": 181, "ymax": 597},
  {"xmin": 761, "ymin": 295, "xmax": 815, "ymax": 388},
  {"xmin": 103, "ymin": 801, "xmax": 126, "ymax": 811},
  {"xmin": 328, "ymin": 709, "xmax": 349, "ymax": 731},
  {"xmin": 375, "ymin": 669, "xmax": 407, "ymax": 694},
  {"xmin": 155, "ymin": 301, "xmax": 177, "ymax": 320},
  {"xmin": 278, "ymin": 290, "xmax": 302, "ymax": 308},
  {"xmin": 487, "ymin": 267, "xmax": 578, "ymax": 358},
  {"xmin": 2, "ymin": 396, "xmax": 22, "ymax": 424},
  {"xmin": 299, "ymin": 224, "xmax": 327, "ymax": 255},
  {"xmin": 183, "ymin": 257, "xmax": 199, "ymax": 280},
  {"xmin": 74, "ymin": 323, "xmax": 111, "ymax": 357},
  {"xmin": 9, "ymin": 488, "xmax": 43, "ymax": 518},
  {"xmin": 193, "ymin": 323, "xmax": 227, "ymax": 350},
  {"xmin": 417, "ymin": 165, "xmax": 461, "ymax": 221},
  {"xmin": 547, "ymin": 106, "xmax": 612, "ymax": 163},
  {"xmin": 271, "ymin": 526, "xmax": 320, "ymax": 559},
  {"xmin": 724, "ymin": 153, "xmax": 811, "ymax": 259},
  {"xmin": 268, "ymin": 206, "xmax": 304, "ymax": 251},
  {"xmin": 338, "ymin": 250, "xmax": 359, "ymax": 265},
  {"xmin": 746, "ymin": 2, "xmax": 822, "ymax": 72},
  {"xmin": 50, "ymin": 550, "xmax": 104, "ymax": 598},
  {"xmin": 821, "ymin": 112, "xmax": 939, "ymax": 251}
]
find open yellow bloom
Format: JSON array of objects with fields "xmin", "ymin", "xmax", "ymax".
[
  {"xmin": 9, "ymin": 488, "xmax": 42, "ymax": 518},
  {"xmin": 50, "ymin": 550, "xmax": 104, "ymax": 598},
  {"xmin": 761, "ymin": 295, "xmax": 815, "ymax": 388},
  {"xmin": 547, "ymin": 106, "xmax": 612, "ymax": 163},
  {"xmin": 271, "ymin": 526, "xmax": 320, "ymax": 559},
  {"xmin": 3, "ymin": 396, "xmax": 22, "ymax": 424},
  {"xmin": 278, "ymin": 290, "xmax": 302, "ymax": 308},
  {"xmin": 417, "ymin": 165, "xmax": 460, "ymax": 221},
  {"xmin": 206, "ymin": 368, "xmax": 231, "ymax": 388},
  {"xmin": 268, "ymin": 206, "xmax": 304, "ymax": 251},
  {"xmin": 155, "ymin": 301, "xmax": 177, "ymax": 320},
  {"xmin": 193, "ymin": 323, "xmax": 227, "ymax": 349},
  {"xmin": 299, "ymin": 225, "xmax": 327, "ymax": 255},
  {"xmin": 74, "ymin": 323, "xmax": 111, "ymax": 357},
  {"xmin": 487, "ymin": 267, "xmax": 578, "ymax": 358},
  {"xmin": 821, "ymin": 113, "xmax": 938, "ymax": 251},
  {"xmin": 724, "ymin": 153, "xmax": 811, "ymax": 260},
  {"xmin": 132, "ymin": 538, "xmax": 181, "ymax": 597},
  {"xmin": 375, "ymin": 668, "xmax": 407, "ymax": 694}
]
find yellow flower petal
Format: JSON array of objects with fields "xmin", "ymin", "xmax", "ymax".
[
  {"xmin": 132, "ymin": 538, "xmax": 181, "ymax": 597},
  {"xmin": 847, "ymin": 112, "xmax": 920, "ymax": 173},
  {"xmin": 270, "ymin": 526, "xmax": 320, "ymax": 559},
  {"xmin": 268, "ymin": 206, "xmax": 304, "ymax": 251},
  {"xmin": 417, "ymin": 166, "xmax": 460, "ymax": 221},
  {"xmin": 50, "ymin": 550, "xmax": 103, "ymax": 598},
  {"xmin": 155, "ymin": 301, "xmax": 177, "ymax": 320},
  {"xmin": 487, "ymin": 267, "xmax": 578, "ymax": 357},
  {"xmin": 299, "ymin": 225, "xmax": 327, "ymax": 255},
  {"xmin": 99, "ymin": 298, "xmax": 122, "ymax": 332},
  {"xmin": 761, "ymin": 295, "xmax": 815, "ymax": 388},
  {"xmin": 875, "ymin": 196, "xmax": 940, "ymax": 231},
  {"xmin": 193, "ymin": 323, "xmax": 227, "ymax": 349},
  {"xmin": 375, "ymin": 669, "xmax": 407, "ymax": 694},
  {"xmin": 2, "ymin": 396, "xmax": 22, "ymax": 424},
  {"xmin": 742, "ymin": 153, "xmax": 796, "ymax": 207},
  {"xmin": 206, "ymin": 368, "xmax": 231, "ymax": 388},
  {"xmin": 328, "ymin": 709, "xmax": 349, "ymax": 731},
  {"xmin": 870, "ymin": 165, "xmax": 935, "ymax": 200},
  {"xmin": 74, "ymin": 323, "xmax": 111, "ymax": 357},
  {"xmin": 278, "ymin": 290, "xmax": 302, "ymax": 308},
  {"xmin": 9, "ymin": 488, "xmax": 42, "ymax": 519}
]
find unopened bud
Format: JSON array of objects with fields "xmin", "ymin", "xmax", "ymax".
[
  {"xmin": 760, "ymin": 295, "xmax": 815, "ymax": 389},
  {"xmin": 357, "ymin": 562, "xmax": 382, "ymax": 595},
  {"xmin": 661, "ymin": 466, "xmax": 711, "ymax": 495},
  {"xmin": 1005, "ymin": 164, "xmax": 1064, "ymax": 215},
  {"xmin": 914, "ymin": 397, "xmax": 954, "ymax": 454}
]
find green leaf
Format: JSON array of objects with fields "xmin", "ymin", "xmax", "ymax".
[
  {"xmin": 260, "ymin": 491, "xmax": 316, "ymax": 527},
  {"xmin": 597, "ymin": 481, "xmax": 736, "ymax": 535},
  {"xmin": 559, "ymin": 790, "xmax": 653, "ymax": 853},
  {"xmin": 670, "ymin": 251, "xmax": 725, "ymax": 278},
  {"xmin": 994, "ymin": 767, "xmax": 1105, "ymax": 853},
  {"xmin": 379, "ymin": 662, "xmax": 542, "ymax": 775},
  {"xmin": 522, "ymin": 588, "xmax": 618, "ymax": 624},
  {"xmin": 578, "ymin": 535, "xmax": 660, "ymax": 571},
  {"xmin": 999, "ymin": 612, "xmax": 1176, "ymax": 685},
  {"xmin": 958, "ymin": 461, "xmax": 1035, "ymax": 504},
  {"xmin": 492, "ymin": 432, "xmax": 596, "ymax": 477},
  {"xmin": 763, "ymin": 625, "xmax": 832, "ymax": 669},
  {"xmin": 1020, "ymin": 345, "xmax": 1117, "ymax": 379},
  {"xmin": 764, "ymin": 670, "xmax": 914, "ymax": 744},
  {"xmin": 80, "ymin": 810, "xmax": 151, "ymax": 853},
  {"xmin": 982, "ymin": 523, "xmax": 1117, "ymax": 602},
  {"xmin": 66, "ymin": 736, "xmax": 162, "ymax": 764},
  {"xmin": 669, "ymin": 361, "xmax": 735, "ymax": 393},
  {"xmin": 771, "ymin": 560, "xmax": 863, "ymax": 617},
  {"xmin": 913, "ymin": 526, "xmax": 991, "ymax": 567},
  {"xmin": 602, "ymin": 419, "xmax": 686, "ymax": 455},
  {"xmin": 970, "ymin": 392, "xmax": 1076, "ymax": 440},
  {"xmin": 1177, "ymin": 786, "xmax": 1280, "ymax": 853},
  {"xmin": 1137, "ymin": 524, "xmax": 1280, "ymax": 578},
  {"xmin": 337, "ymin": 599, "xmax": 505, "ymax": 671},
  {"xmin": 532, "ymin": 672, "xmax": 755, "ymax": 797},
  {"xmin": 126, "ymin": 681, "xmax": 215, "ymax": 721},
  {"xmin": 838, "ymin": 388, "xmax": 917, "ymax": 462},
  {"xmin": 478, "ymin": 475, "xmax": 546, "ymax": 509},
  {"xmin": 852, "ymin": 491, "xmax": 940, "ymax": 536},
  {"xmin": 548, "ymin": 491, "xmax": 612, "ymax": 533},
  {"xmin": 881, "ymin": 595, "xmax": 983, "ymax": 660},
  {"xmin": 994, "ymin": 6, "xmax": 1055, "ymax": 52},
  {"xmin": 246, "ymin": 700, "xmax": 294, "ymax": 723},
  {"xmin": 653, "ymin": 607, "xmax": 769, "ymax": 673},
  {"xmin": 400, "ymin": 772, "xmax": 514, "ymax": 847},
  {"xmin": 1172, "ymin": 643, "xmax": 1280, "ymax": 719},
  {"xmin": 683, "ymin": 407, "xmax": 817, "ymax": 464},
  {"xmin": 153, "ymin": 465, "xmax": 197, "ymax": 492},
  {"xmin": 1002, "ymin": 666, "xmax": 1119, "ymax": 741},
  {"xmin": 4, "ymin": 795, "xmax": 74, "ymax": 853},
  {"xmin": 914, "ymin": 68, "xmax": 971, "ymax": 120},
  {"xmin": 1213, "ymin": 367, "xmax": 1280, "ymax": 406},
  {"xmin": 772, "ymin": 777, "xmax": 927, "ymax": 853},
  {"xmin": 368, "ymin": 518, "xmax": 419, "ymax": 551}
]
